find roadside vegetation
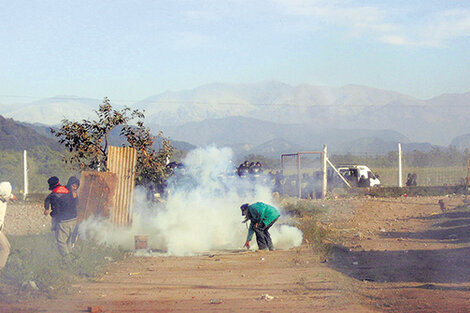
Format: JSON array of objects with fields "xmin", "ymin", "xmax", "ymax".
[
  {"xmin": 280, "ymin": 197, "xmax": 336, "ymax": 256},
  {"xmin": 0, "ymin": 233, "xmax": 129, "ymax": 300},
  {"xmin": 0, "ymin": 147, "xmax": 77, "ymax": 194}
]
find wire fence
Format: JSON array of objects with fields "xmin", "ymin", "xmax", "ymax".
[
  {"xmin": 276, "ymin": 149, "xmax": 469, "ymax": 199},
  {"xmin": 373, "ymin": 166, "xmax": 467, "ymax": 187}
]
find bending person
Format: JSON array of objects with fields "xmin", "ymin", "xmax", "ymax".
[{"xmin": 241, "ymin": 202, "xmax": 280, "ymax": 251}]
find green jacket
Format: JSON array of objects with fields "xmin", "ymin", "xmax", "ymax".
[{"xmin": 246, "ymin": 202, "xmax": 280, "ymax": 241}]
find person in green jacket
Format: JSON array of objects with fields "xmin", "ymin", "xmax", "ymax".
[{"xmin": 241, "ymin": 202, "xmax": 280, "ymax": 251}]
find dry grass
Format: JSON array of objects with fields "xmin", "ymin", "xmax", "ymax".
[
  {"xmin": 374, "ymin": 166, "xmax": 467, "ymax": 187},
  {"xmin": 280, "ymin": 198, "xmax": 334, "ymax": 255},
  {"xmin": 0, "ymin": 233, "xmax": 128, "ymax": 299}
]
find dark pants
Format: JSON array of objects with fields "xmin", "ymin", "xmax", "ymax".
[{"xmin": 253, "ymin": 217, "xmax": 279, "ymax": 250}]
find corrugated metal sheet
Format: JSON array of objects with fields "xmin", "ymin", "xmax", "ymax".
[
  {"xmin": 467, "ymin": 159, "xmax": 470, "ymax": 185},
  {"xmin": 78, "ymin": 171, "xmax": 118, "ymax": 222},
  {"xmin": 107, "ymin": 146, "xmax": 137, "ymax": 226}
]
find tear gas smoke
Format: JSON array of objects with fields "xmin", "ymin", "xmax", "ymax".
[{"xmin": 79, "ymin": 146, "xmax": 303, "ymax": 256}]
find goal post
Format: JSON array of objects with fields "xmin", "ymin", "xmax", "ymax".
[{"xmin": 281, "ymin": 150, "xmax": 326, "ymax": 199}]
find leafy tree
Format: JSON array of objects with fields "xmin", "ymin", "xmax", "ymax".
[{"xmin": 51, "ymin": 98, "xmax": 174, "ymax": 188}]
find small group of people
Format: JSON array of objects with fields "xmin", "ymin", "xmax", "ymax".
[
  {"xmin": 406, "ymin": 173, "xmax": 418, "ymax": 186},
  {"xmin": 0, "ymin": 175, "xmax": 80, "ymax": 271},
  {"xmin": 44, "ymin": 176, "xmax": 81, "ymax": 259},
  {"xmin": 237, "ymin": 161, "xmax": 263, "ymax": 177},
  {"xmin": 2, "ymin": 172, "xmax": 281, "ymax": 272}
]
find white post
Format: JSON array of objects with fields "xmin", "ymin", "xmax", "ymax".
[
  {"xmin": 398, "ymin": 143, "xmax": 403, "ymax": 187},
  {"xmin": 322, "ymin": 144, "xmax": 328, "ymax": 198},
  {"xmin": 23, "ymin": 150, "xmax": 28, "ymax": 200},
  {"xmin": 297, "ymin": 153, "xmax": 302, "ymax": 199}
]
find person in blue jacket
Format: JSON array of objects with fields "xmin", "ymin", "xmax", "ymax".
[{"xmin": 241, "ymin": 202, "xmax": 280, "ymax": 251}]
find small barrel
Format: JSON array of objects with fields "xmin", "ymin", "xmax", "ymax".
[{"xmin": 134, "ymin": 235, "xmax": 148, "ymax": 250}]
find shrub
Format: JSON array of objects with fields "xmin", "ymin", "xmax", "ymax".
[
  {"xmin": 280, "ymin": 198, "xmax": 333, "ymax": 255},
  {"xmin": 0, "ymin": 233, "xmax": 128, "ymax": 297}
]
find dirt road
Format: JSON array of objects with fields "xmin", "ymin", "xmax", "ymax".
[
  {"xmin": 4, "ymin": 195, "xmax": 470, "ymax": 312},
  {"xmin": 329, "ymin": 196, "xmax": 470, "ymax": 312},
  {"xmin": 3, "ymin": 248, "xmax": 375, "ymax": 312}
]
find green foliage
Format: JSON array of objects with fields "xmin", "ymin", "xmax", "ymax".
[
  {"xmin": 0, "ymin": 115, "xmax": 62, "ymax": 152},
  {"xmin": 0, "ymin": 233, "xmax": 128, "ymax": 296},
  {"xmin": 282, "ymin": 199, "xmax": 326, "ymax": 218},
  {"xmin": 279, "ymin": 198, "xmax": 333, "ymax": 254},
  {"xmin": 51, "ymin": 98, "xmax": 174, "ymax": 188},
  {"xmin": 0, "ymin": 147, "xmax": 77, "ymax": 193},
  {"xmin": 51, "ymin": 98, "xmax": 143, "ymax": 170},
  {"xmin": 365, "ymin": 185, "xmax": 469, "ymax": 197},
  {"xmin": 298, "ymin": 217, "xmax": 332, "ymax": 254},
  {"xmin": 0, "ymin": 150, "xmax": 22, "ymax": 185}
]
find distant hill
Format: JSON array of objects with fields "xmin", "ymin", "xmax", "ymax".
[
  {"xmin": 158, "ymin": 115, "xmax": 410, "ymax": 154},
  {"xmin": 159, "ymin": 116, "xmax": 289, "ymax": 147},
  {"xmin": 234, "ymin": 136, "xmax": 440, "ymax": 159},
  {"xmin": 450, "ymin": 133, "xmax": 470, "ymax": 151},
  {"xmin": 134, "ymin": 82, "xmax": 417, "ymax": 126},
  {"xmin": 18, "ymin": 121, "xmax": 195, "ymax": 153},
  {"xmin": 2, "ymin": 82, "xmax": 469, "ymax": 146},
  {"xmin": 6, "ymin": 96, "xmax": 108, "ymax": 125},
  {"xmin": 0, "ymin": 115, "xmax": 62, "ymax": 151},
  {"xmin": 331, "ymin": 137, "xmax": 439, "ymax": 155},
  {"xmin": 105, "ymin": 126, "xmax": 196, "ymax": 152},
  {"xmin": 0, "ymin": 113, "xmax": 447, "ymax": 159},
  {"xmin": 18, "ymin": 121, "xmax": 57, "ymax": 139},
  {"xmin": 243, "ymin": 138, "xmax": 306, "ymax": 159}
]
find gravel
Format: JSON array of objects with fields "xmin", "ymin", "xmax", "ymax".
[{"xmin": 3, "ymin": 201, "xmax": 52, "ymax": 235}]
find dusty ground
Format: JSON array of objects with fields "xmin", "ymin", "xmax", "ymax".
[
  {"xmin": 3, "ymin": 201, "xmax": 51, "ymax": 235},
  {"xmin": 2, "ymin": 195, "xmax": 470, "ymax": 312}
]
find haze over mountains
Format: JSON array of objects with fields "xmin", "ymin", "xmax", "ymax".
[{"xmin": 2, "ymin": 81, "xmax": 470, "ymax": 156}]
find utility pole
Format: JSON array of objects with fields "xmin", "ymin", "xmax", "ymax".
[
  {"xmin": 322, "ymin": 144, "xmax": 328, "ymax": 199},
  {"xmin": 398, "ymin": 143, "xmax": 403, "ymax": 187},
  {"xmin": 297, "ymin": 153, "xmax": 302, "ymax": 199},
  {"xmin": 23, "ymin": 150, "xmax": 28, "ymax": 200}
]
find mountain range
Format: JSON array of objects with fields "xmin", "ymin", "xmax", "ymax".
[
  {"xmin": 2, "ymin": 81, "xmax": 470, "ymax": 155},
  {"xmin": 19, "ymin": 122, "xmax": 196, "ymax": 153},
  {"xmin": 0, "ymin": 115, "xmax": 62, "ymax": 152}
]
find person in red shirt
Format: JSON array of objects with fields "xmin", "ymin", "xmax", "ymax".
[{"xmin": 44, "ymin": 176, "xmax": 69, "ymax": 230}]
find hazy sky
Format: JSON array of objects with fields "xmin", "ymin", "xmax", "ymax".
[{"xmin": 1, "ymin": 0, "xmax": 469, "ymax": 104}]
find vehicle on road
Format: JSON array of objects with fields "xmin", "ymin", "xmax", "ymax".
[{"xmin": 334, "ymin": 165, "xmax": 381, "ymax": 187}]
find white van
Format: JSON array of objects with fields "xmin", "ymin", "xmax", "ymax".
[{"xmin": 336, "ymin": 165, "xmax": 381, "ymax": 187}]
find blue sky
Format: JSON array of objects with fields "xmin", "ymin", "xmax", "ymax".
[{"xmin": 0, "ymin": 0, "xmax": 469, "ymax": 104}]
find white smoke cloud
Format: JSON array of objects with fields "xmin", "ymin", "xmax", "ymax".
[{"xmin": 79, "ymin": 146, "xmax": 303, "ymax": 256}]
